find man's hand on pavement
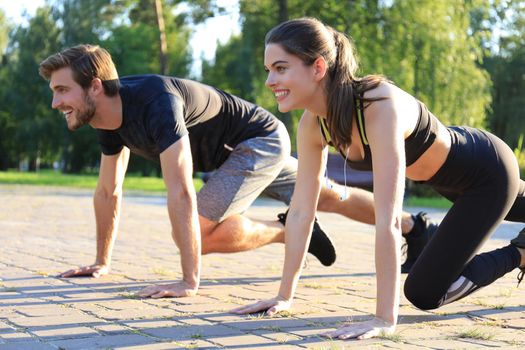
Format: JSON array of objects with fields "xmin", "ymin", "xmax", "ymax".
[
  {"xmin": 136, "ymin": 281, "xmax": 198, "ymax": 298},
  {"xmin": 59, "ymin": 264, "xmax": 109, "ymax": 278}
]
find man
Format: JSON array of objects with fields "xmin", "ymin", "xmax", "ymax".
[{"xmin": 39, "ymin": 45, "xmax": 435, "ymax": 298}]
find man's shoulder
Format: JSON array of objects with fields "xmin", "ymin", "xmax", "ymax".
[
  {"xmin": 120, "ymin": 74, "xmax": 171, "ymax": 92},
  {"xmin": 119, "ymin": 75, "xmax": 180, "ymax": 106}
]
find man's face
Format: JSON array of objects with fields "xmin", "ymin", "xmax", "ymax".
[{"xmin": 49, "ymin": 67, "xmax": 96, "ymax": 131}]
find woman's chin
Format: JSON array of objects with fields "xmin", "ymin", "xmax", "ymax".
[{"xmin": 277, "ymin": 103, "xmax": 292, "ymax": 113}]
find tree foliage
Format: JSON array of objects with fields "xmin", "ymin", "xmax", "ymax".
[
  {"xmin": 0, "ymin": 0, "xmax": 522, "ymax": 173},
  {"xmin": 202, "ymin": 0, "xmax": 498, "ymax": 146},
  {"xmin": 0, "ymin": 0, "xmax": 193, "ymax": 173}
]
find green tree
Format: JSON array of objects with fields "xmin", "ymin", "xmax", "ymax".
[
  {"xmin": 105, "ymin": 0, "xmax": 193, "ymax": 175},
  {"xmin": 50, "ymin": 0, "xmax": 119, "ymax": 173},
  {"xmin": 483, "ymin": 0, "xmax": 525, "ymax": 148},
  {"xmin": 0, "ymin": 9, "xmax": 14, "ymax": 169},
  {"xmin": 202, "ymin": 0, "xmax": 493, "ymax": 152},
  {"xmin": 4, "ymin": 7, "xmax": 62, "ymax": 171}
]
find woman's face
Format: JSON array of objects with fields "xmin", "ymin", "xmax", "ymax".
[{"xmin": 264, "ymin": 43, "xmax": 321, "ymax": 113}]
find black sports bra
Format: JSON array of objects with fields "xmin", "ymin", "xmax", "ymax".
[{"xmin": 318, "ymin": 97, "xmax": 439, "ymax": 171}]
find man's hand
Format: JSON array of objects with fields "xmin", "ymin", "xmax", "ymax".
[
  {"xmin": 136, "ymin": 281, "xmax": 198, "ymax": 298},
  {"xmin": 231, "ymin": 296, "xmax": 291, "ymax": 316},
  {"xmin": 59, "ymin": 264, "xmax": 109, "ymax": 278}
]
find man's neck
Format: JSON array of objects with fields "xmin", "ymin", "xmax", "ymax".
[{"xmin": 89, "ymin": 94, "xmax": 123, "ymax": 130}]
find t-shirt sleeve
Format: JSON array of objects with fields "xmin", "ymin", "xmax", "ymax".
[
  {"xmin": 97, "ymin": 129, "xmax": 124, "ymax": 155},
  {"xmin": 147, "ymin": 93, "xmax": 188, "ymax": 154}
]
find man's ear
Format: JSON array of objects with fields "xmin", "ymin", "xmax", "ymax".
[
  {"xmin": 90, "ymin": 78, "xmax": 104, "ymax": 96},
  {"xmin": 312, "ymin": 56, "xmax": 328, "ymax": 82}
]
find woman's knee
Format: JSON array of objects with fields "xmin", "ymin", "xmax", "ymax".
[{"xmin": 404, "ymin": 275, "xmax": 441, "ymax": 311}]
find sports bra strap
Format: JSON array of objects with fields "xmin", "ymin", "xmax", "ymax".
[
  {"xmin": 355, "ymin": 96, "xmax": 369, "ymax": 146},
  {"xmin": 318, "ymin": 117, "xmax": 332, "ymax": 144}
]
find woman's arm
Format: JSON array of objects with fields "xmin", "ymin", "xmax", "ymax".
[
  {"xmin": 366, "ymin": 92, "xmax": 405, "ymax": 326},
  {"xmin": 323, "ymin": 85, "xmax": 404, "ymax": 340},
  {"xmin": 278, "ymin": 110, "xmax": 327, "ymax": 301},
  {"xmin": 232, "ymin": 110, "xmax": 326, "ymax": 315}
]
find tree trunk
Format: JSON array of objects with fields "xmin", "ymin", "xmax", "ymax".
[
  {"xmin": 154, "ymin": 0, "xmax": 168, "ymax": 75},
  {"xmin": 276, "ymin": 0, "xmax": 293, "ymax": 133}
]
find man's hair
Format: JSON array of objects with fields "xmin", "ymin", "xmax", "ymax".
[{"xmin": 39, "ymin": 44, "xmax": 120, "ymax": 97}]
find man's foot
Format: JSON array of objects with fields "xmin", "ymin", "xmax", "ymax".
[
  {"xmin": 401, "ymin": 212, "xmax": 438, "ymax": 274},
  {"xmin": 277, "ymin": 211, "xmax": 336, "ymax": 266},
  {"xmin": 510, "ymin": 227, "xmax": 525, "ymax": 286}
]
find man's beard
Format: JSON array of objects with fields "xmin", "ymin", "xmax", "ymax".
[{"xmin": 69, "ymin": 92, "xmax": 96, "ymax": 131}]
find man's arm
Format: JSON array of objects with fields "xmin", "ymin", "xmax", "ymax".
[
  {"xmin": 60, "ymin": 148, "xmax": 130, "ymax": 277},
  {"xmin": 137, "ymin": 136, "xmax": 201, "ymax": 298}
]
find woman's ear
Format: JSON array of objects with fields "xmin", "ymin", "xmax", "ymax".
[{"xmin": 312, "ymin": 56, "xmax": 328, "ymax": 81}]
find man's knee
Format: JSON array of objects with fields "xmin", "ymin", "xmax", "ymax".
[
  {"xmin": 317, "ymin": 186, "xmax": 343, "ymax": 212},
  {"xmin": 199, "ymin": 215, "xmax": 219, "ymax": 254}
]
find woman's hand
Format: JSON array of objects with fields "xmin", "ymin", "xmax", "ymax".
[
  {"xmin": 231, "ymin": 296, "xmax": 291, "ymax": 316},
  {"xmin": 321, "ymin": 317, "xmax": 396, "ymax": 340}
]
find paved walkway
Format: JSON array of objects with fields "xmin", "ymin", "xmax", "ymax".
[{"xmin": 1, "ymin": 185, "xmax": 524, "ymax": 349}]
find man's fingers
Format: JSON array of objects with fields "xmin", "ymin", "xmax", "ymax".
[
  {"xmin": 266, "ymin": 306, "xmax": 277, "ymax": 316},
  {"xmin": 59, "ymin": 269, "xmax": 81, "ymax": 278},
  {"xmin": 136, "ymin": 287, "xmax": 155, "ymax": 298},
  {"xmin": 230, "ymin": 305, "xmax": 250, "ymax": 314},
  {"xmin": 137, "ymin": 288, "xmax": 185, "ymax": 299},
  {"xmin": 233, "ymin": 301, "xmax": 272, "ymax": 315},
  {"xmin": 151, "ymin": 290, "xmax": 170, "ymax": 299},
  {"xmin": 357, "ymin": 330, "xmax": 377, "ymax": 340},
  {"xmin": 59, "ymin": 265, "xmax": 107, "ymax": 278}
]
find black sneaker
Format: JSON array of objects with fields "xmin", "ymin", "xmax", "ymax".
[
  {"xmin": 401, "ymin": 212, "xmax": 438, "ymax": 274},
  {"xmin": 510, "ymin": 227, "xmax": 525, "ymax": 286},
  {"xmin": 277, "ymin": 210, "xmax": 336, "ymax": 266}
]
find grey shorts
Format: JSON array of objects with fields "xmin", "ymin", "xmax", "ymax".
[{"xmin": 197, "ymin": 122, "xmax": 297, "ymax": 222}]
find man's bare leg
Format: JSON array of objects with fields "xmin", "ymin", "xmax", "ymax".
[
  {"xmin": 200, "ymin": 214, "xmax": 284, "ymax": 254},
  {"xmin": 200, "ymin": 183, "xmax": 423, "ymax": 255},
  {"xmin": 316, "ymin": 184, "xmax": 416, "ymax": 234}
]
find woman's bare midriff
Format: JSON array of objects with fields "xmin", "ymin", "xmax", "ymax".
[{"xmin": 406, "ymin": 122, "xmax": 451, "ymax": 182}]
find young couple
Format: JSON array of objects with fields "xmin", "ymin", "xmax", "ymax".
[{"xmin": 40, "ymin": 17, "xmax": 524, "ymax": 341}]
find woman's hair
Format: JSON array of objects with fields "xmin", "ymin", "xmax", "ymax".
[
  {"xmin": 265, "ymin": 17, "xmax": 386, "ymax": 150},
  {"xmin": 39, "ymin": 44, "xmax": 120, "ymax": 97}
]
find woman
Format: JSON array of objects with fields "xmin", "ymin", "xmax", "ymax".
[{"xmin": 232, "ymin": 17, "xmax": 525, "ymax": 340}]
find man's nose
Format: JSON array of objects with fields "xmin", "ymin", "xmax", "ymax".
[{"xmin": 51, "ymin": 95, "xmax": 61, "ymax": 109}]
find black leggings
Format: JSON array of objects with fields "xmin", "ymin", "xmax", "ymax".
[{"xmin": 404, "ymin": 126, "xmax": 525, "ymax": 310}]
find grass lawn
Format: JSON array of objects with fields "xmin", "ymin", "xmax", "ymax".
[
  {"xmin": 0, "ymin": 169, "xmax": 203, "ymax": 193},
  {"xmin": 0, "ymin": 170, "xmax": 450, "ymax": 208},
  {"xmin": 405, "ymin": 196, "xmax": 452, "ymax": 209}
]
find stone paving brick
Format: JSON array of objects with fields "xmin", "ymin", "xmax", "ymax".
[
  {"xmin": 92, "ymin": 323, "xmax": 130, "ymax": 334},
  {"xmin": 0, "ymin": 331, "xmax": 34, "ymax": 342},
  {"xmin": 117, "ymin": 339, "xmax": 218, "ymax": 349},
  {"xmin": 142, "ymin": 323, "xmax": 243, "ymax": 340},
  {"xmin": 15, "ymin": 304, "xmax": 79, "ymax": 317},
  {"xmin": 9, "ymin": 314, "xmax": 104, "ymax": 327},
  {"xmin": 123, "ymin": 319, "xmax": 183, "ymax": 329},
  {"xmin": 0, "ymin": 341, "xmax": 56, "ymax": 350},
  {"xmin": 253, "ymin": 329, "xmax": 304, "ymax": 341},
  {"xmin": 50, "ymin": 334, "xmax": 154, "ymax": 349},
  {"xmin": 30, "ymin": 326, "xmax": 99, "ymax": 339},
  {"xmin": 206, "ymin": 333, "xmax": 276, "ymax": 347},
  {"xmin": 91, "ymin": 307, "xmax": 177, "ymax": 320}
]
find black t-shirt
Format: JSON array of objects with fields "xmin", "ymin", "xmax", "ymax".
[{"xmin": 97, "ymin": 75, "xmax": 279, "ymax": 172}]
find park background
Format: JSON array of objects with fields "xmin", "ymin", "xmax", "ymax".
[{"xmin": 0, "ymin": 0, "xmax": 523, "ymax": 193}]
